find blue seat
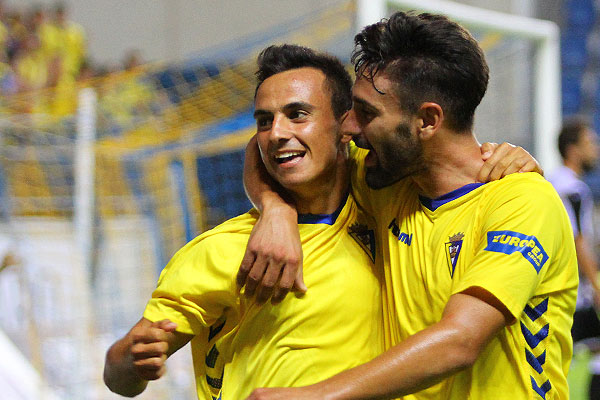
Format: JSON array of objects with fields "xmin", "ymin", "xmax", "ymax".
[
  {"xmin": 196, "ymin": 149, "xmax": 251, "ymax": 222},
  {"xmin": 565, "ymin": 0, "xmax": 597, "ymax": 34},
  {"xmin": 561, "ymin": 33, "xmax": 588, "ymax": 68},
  {"xmin": 562, "ymin": 72, "xmax": 583, "ymax": 114}
]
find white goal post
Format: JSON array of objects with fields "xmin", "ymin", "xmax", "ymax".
[{"xmin": 357, "ymin": 0, "xmax": 562, "ymax": 172}]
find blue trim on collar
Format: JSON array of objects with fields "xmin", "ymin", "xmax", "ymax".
[
  {"xmin": 297, "ymin": 193, "xmax": 348, "ymax": 225},
  {"xmin": 419, "ymin": 182, "xmax": 485, "ymax": 211}
]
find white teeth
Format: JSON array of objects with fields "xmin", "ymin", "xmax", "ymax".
[{"xmin": 275, "ymin": 151, "xmax": 304, "ymax": 159}]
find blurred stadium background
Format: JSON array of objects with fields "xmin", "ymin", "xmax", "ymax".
[{"xmin": 0, "ymin": 0, "xmax": 596, "ymax": 399}]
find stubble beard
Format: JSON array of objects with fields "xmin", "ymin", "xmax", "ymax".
[
  {"xmin": 365, "ymin": 122, "xmax": 426, "ymax": 189},
  {"xmin": 581, "ymin": 159, "xmax": 597, "ymax": 175}
]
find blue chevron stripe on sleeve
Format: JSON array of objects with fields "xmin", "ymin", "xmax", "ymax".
[
  {"xmin": 521, "ymin": 322, "xmax": 549, "ymax": 348},
  {"xmin": 531, "ymin": 376, "xmax": 552, "ymax": 399},
  {"xmin": 205, "ymin": 344, "xmax": 219, "ymax": 368},
  {"xmin": 206, "ymin": 374, "xmax": 223, "ymax": 389},
  {"xmin": 209, "ymin": 319, "xmax": 226, "ymax": 341},
  {"xmin": 524, "ymin": 298, "xmax": 549, "ymax": 322},
  {"xmin": 525, "ymin": 349, "xmax": 547, "ymax": 373}
]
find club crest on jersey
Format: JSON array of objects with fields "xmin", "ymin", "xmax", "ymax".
[
  {"xmin": 445, "ymin": 232, "xmax": 464, "ymax": 278},
  {"xmin": 349, "ymin": 222, "xmax": 376, "ymax": 262}
]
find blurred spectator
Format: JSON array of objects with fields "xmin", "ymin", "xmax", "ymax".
[
  {"xmin": 99, "ymin": 50, "xmax": 156, "ymax": 128},
  {"xmin": 6, "ymin": 10, "xmax": 28, "ymax": 63},
  {"xmin": 13, "ymin": 33, "xmax": 47, "ymax": 92},
  {"xmin": 547, "ymin": 117, "xmax": 600, "ymax": 400},
  {"xmin": 47, "ymin": 3, "xmax": 86, "ymax": 82}
]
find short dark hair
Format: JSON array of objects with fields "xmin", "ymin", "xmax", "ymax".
[
  {"xmin": 255, "ymin": 44, "xmax": 352, "ymax": 120},
  {"xmin": 352, "ymin": 11, "xmax": 489, "ymax": 132},
  {"xmin": 558, "ymin": 116, "xmax": 590, "ymax": 159}
]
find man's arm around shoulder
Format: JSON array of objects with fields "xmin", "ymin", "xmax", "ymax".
[{"xmin": 103, "ymin": 317, "xmax": 193, "ymax": 397}]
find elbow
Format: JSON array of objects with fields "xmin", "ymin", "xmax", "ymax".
[
  {"xmin": 442, "ymin": 330, "xmax": 484, "ymax": 372},
  {"xmin": 449, "ymin": 346, "xmax": 479, "ymax": 371}
]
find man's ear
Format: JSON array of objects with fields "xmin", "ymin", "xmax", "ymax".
[
  {"xmin": 339, "ymin": 110, "xmax": 354, "ymax": 144},
  {"xmin": 416, "ymin": 102, "xmax": 443, "ymax": 140},
  {"xmin": 341, "ymin": 133, "xmax": 353, "ymax": 144},
  {"xmin": 339, "ymin": 110, "xmax": 350, "ymax": 125}
]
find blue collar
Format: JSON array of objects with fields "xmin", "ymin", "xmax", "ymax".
[
  {"xmin": 297, "ymin": 193, "xmax": 348, "ymax": 225},
  {"xmin": 419, "ymin": 182, "xmax": 485, "ymax": 211}
]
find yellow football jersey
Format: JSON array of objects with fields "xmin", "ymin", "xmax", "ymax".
[
  {"xmin": 144, "ymin": 194, "xmax": 384, "ymax": 399},
  {"xmin": 350, "ymin": 146, "xmax": 577, "ymax": 400}
]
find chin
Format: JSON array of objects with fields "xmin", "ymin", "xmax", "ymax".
[
  {"xmin": 365, "ymin": 169, "xmax": 399, "ymax": 189},
  {"xmin": 278, "ymin": 176, "xmax": 310, "ymax": 191}
]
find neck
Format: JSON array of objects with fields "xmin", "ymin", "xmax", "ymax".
[
  {"xmin": 564, "ymin": 159, "xmax": 582, "ymax": 176},
  {"xmin": 292, "ymin": 154, "xmax": 350, "ymax": 215},
  {"xmin": 411, "ymin": 130, "xmax": 483, "ymax": 199}
]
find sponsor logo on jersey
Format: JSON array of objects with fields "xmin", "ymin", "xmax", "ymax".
[
  {"xmin": 388, "ymin": 218, "xmax": 412, "ymax": 246},
  {"xmin": 484, "ymin": 231, "xmax": 548, "ymax": 273},
  {"xmin": 349, "ymin": 222, "xmax": 376, "ymax": 262},
  {"xmin": 445, "ymin": 232, "xmax": 464, "ymax": 278}
]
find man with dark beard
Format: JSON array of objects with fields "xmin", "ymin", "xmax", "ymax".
[
  {"xmin": 242, "ymin": 11, "xmax": 577, "ymax": 400},
  {"xmin": 548, "ymin": 117, "xmax": 600, "ymax": 400}
]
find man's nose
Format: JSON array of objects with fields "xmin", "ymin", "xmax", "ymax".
[
  {"xmin": 271, "ymin": 114, "xmax": 293, "ymax": 141},
  {"xmin": 341, "ymin": 109, "xmax": 361, "ymax": 136}
]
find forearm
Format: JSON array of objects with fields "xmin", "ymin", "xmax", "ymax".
[
  {"xmin": 103, "ymin": 337, "xmax": 148, "ymax": 397},
  {"xmin": 311, "ymin": 322, "xmax": 476, "ymax": 399},
  {"xmin": 575, "ymin": 236, "xmax": 600, "ymax": 292},
  {"xmin": 308, "ymin": 293, "xmax": 506, "ymax": 399},
  {"xmin": 244, "ymin": 135, "xmax": 296, "ymax": 213}
]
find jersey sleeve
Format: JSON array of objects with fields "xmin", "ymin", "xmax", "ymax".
[
  {"xmin": 143, "ymin": 235, "xmax": 239, "ymax": 335},
  {"xmin": 452, "ymin": 173, "xmax": 576, "ymax": 320}
]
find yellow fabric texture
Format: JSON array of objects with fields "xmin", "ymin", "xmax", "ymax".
[
  {"xmin": 350, "ymin": 144, "xmax": 577, "ymax": 400},
  {"xmin": 144, "ymin": 194, "xmax": 384, "ymax": 399}
]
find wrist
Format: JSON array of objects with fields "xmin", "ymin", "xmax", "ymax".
[{"xmin": 260, "ymin": 194, "xmax": 297, "ymax": 217}]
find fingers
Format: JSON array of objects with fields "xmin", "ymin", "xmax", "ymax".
[
  {"xmin": 131, "ymin": 341, "xmax": 169, "ymax": 361},
  {"xmin": 237, "ymin": 249, "xmax": 256, "ymax": 288},
  {"xmin": 478, "ymin": 142, "xmax": 542, "ymax": 182},
  {"xmin": 518, "ymin": 160, "xmax": 536, "ymax": 174},
  {"xmin": 131, "ymin": 336, "xmax": 169, "ymax": 381},
  {"xmin": 244, "ymin": 255, "xmax": 269, "ymax": 298},
  {"xmin": 518, "ymin": 158, "xmax": 543, "ymax": 176},
  {"xmin": 131, "ymin": 322, "xmax": 172, "ymax": 345},
  {"xmin": 152, "ymin": 319, "xmax": 177, "ymax": 332},
  {"xmin": 271, "ymin": 257, "xmax": 302, "ymax": 305},
  {"xmin": 129, "ymin": 320, "xmax": 174, "ymax": 381},
  {"xmin": 480, "ymin": 142, "xmax": 498, "ymax": 160},
  {"xmin": 242, "ymin": 246, "xmax": 301, "ymax": 304},
  {"xmin": 256, "ymin": 259, "xmax": 283, "ymax": 304},
  {"xmin": 237, "ymin": 206, "xmax": 304, "ymax": 304},
  {"xmin": 478, "ymin": 142, "xmax": 516, "ymax": 182},
  {"xmin": 292, "ymin": 263, "xmax": 307, "ymax": 293},
  {"xmin": 132, "ymin": 353, "xmax": 167, "ymax": 380}
]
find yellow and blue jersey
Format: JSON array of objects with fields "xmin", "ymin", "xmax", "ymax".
[
  {"xmin": 350, "ymin": 145, "xmax": 577, "ymax": 400},
  {"xmin": 144, "ymin": 193, "xmax": 384, "ymax": 399}
]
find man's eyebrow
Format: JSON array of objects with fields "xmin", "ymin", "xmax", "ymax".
[
  {"xmin": 253, "ymin": 109, "xmax": 272, "ymax": 119},
  {"xmin": 283, "ymin": 101, "xmax": 314, "ymax": 113},
  {"xmin": 352, "ymin": 97, "xmax": 379, "ymax": 114},
  {"xmin": 253, "ymin": 102, "xmax": 313, "ymax": 119}
]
